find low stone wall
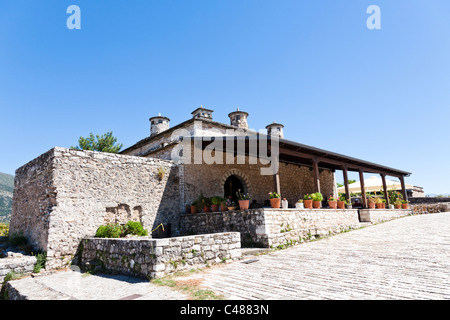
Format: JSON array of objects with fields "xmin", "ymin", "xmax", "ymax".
[
  {"xmin": 359, "ymin": 209, "xmax": 412, "ymax": 224},
  {"xmin": 409, "ymin": 197, "xmax": 450, "ymax": 204},
  {"xmin": 263, "ymin": 208, "xmax": 361, "ymax": 248},
  {"xmin": 180, "ymin": 210, "xmax": 267, "ymax": 247},
  {"xmin": 80, "ymin": 232, "xmax": 241, "ymax": 279},
  {"xmin": 0, "ymin": 256, "xmax": 37, "ymax": 283},
  {"xmin": 181, "ymin": 208, "xmax": 361, "ymax": 248}
]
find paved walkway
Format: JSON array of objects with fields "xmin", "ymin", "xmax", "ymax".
[
  {"xmin": 6, "ymin": 213, "xmax": 450, "ymax": 300},
  {"xmin": 198, "ymin": 212, "xmax": 450, "ymax": 300}
]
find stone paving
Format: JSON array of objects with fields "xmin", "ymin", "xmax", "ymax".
[
  {"xmin": 198, "ymin": 212, "xmax": 450, "ymax": 300},
  {"xmin": 5, "ymin": 212, "xmax": 450, "ymax": 300}
]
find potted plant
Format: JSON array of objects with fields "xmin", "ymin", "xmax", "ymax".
[
  {"xmin": 236, "ymin": 189, "xmax": 250, "ymax": 210},
  {"xmin": 190, "ymin": 199, "xmax": 201, "ymax": 214},
  {"xmin": 211, "ymin": 196, "xmax": 223, "ymax": 212},
  {"xmin": 220, "ymin": 198, "xmax": 228, "ymax": 211},
  {"xmin": 268, "ymin": 192, "xmax": 281, "ymax": 208},
  {"xmin": 367, "ymin": 197, "xmax": 376, "ymax": 209},
  {"xmin": 226, "ymin": 197, "xmax": 236, "ymax": 210},
  {"xmin": 328, "ymin": 195, "xmax": 338, "ymax": 209},
  {"xmin": 296, "ymin": 199, "xmax": 304, "ymax": 209},
  {"xmin": 202, "ymin": 196, "xmax": 211, "ymax": 212},
  {"xmin": 345, "ymin": 200, "xmax": 353, "ymax": 209},
  {"xmin": 303, "ymin": 194, "xmax": 313, "ymax": 209},
  {"xmin": 312, "ymin": 192, "xmax": 323, "ymax": 208},
  {"xmin": 402, "ymin": 200, "xmax": 409, "ymax": 209},
  {"xmin": 375, "ymin": 197, "xmax": 386, "ymax": 209},
  {"xmin": 337, "ymin": 195, "xmax": 346, "ymax": 209},
  {"xmin": 394, "ymin": 198, "xmax": 402, "ymax": 209}
]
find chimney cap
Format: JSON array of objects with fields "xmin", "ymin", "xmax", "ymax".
[
  {"xmin": 149, "ymin": 114, "xmax": 170, "ymax": 122},
  {"xmin": 191, "ymin": 105, "xmax": 214, "ymax": 115},
  {"xmin": 228, "ymin": 108, "xmax": 249, "ymax": 118},
  {"xmin": 265, "ymin": 121, "xmax": 284, "ymax": 129}
]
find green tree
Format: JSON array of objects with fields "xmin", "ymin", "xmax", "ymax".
[{"xmin": 71, "ymin": 131, "xmax": 123, "ymax": 153}]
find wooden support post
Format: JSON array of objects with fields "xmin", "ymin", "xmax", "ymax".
[
  {"xmin": 381, "ymin": 173, "xmax": 389, "ymax": 207},
  {"xmin": 342, "ymin": 166, "xmax": 350, "ymax": 202},
  {"xmin": 273, "ymin": 173, "xmax": 281, "ymax": 196},
  {"xmin": 312, "ymin": 158, "xmax": 321, "ymax": 194},
  {"xmin": 400, "ymin": 176, "xmax": 408, "ymax": 203},
  {"xmin": 359, "ymin": 169, "xmax": 367, "ymax": 208}
]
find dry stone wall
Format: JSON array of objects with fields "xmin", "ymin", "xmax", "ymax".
[
  {"xmin": 81, "ymin": 232, "xmax": 241, "ymax": 279},
  {"xmin": 10, "ymin": 147, "xmax": 181, "ymax": 269},
  {"xmin": 181, "ymin": 208, "xmax": 361, "ymax": 248},
  {"xmin": 359, "ymin": 209, "xmax": 412, "ymax": 224}
]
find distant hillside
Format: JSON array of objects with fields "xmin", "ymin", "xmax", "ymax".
[{"xmin": 0, "ymin": 172, "xmax": 14, "ymax": 223}]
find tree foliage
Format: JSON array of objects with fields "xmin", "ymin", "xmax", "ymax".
[{"xmin": 71, "ymin": 131, "xmax": 123, "ymax": 153}]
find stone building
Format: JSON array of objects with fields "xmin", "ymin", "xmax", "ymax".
[
  {"xmin": 120, "ymin": 106, "xmax": 410, "ymax": 209},
  {"xmin": 9, "ymin": 106, "xmax": 412, "ymax": 269}
]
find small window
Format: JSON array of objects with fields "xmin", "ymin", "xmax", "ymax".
[
  {"xmin": 158, "ymin": 120, "xmax": 163, "ymax": 124},
  {"xmin": 236, "ymin": 115, "xmax": 241, "ymax": 121}
]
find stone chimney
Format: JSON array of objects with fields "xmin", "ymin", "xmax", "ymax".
[
  {"xmin": 228, "ymin": 108, "xmax": 249, "ymax": 129},
  {"xmin": 266, "ymin": 121, "xmax": 284, "ymax": 139},
  {"xmin": 191, "ymin": 106, "xmax": 214, "ymax": 120},
  {"xmin": 149, "ymin": 113, "xmax": 170, "ymax": 136}
]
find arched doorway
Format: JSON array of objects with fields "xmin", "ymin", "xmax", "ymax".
[{"xmin": 224, "ymin": 175, "xmax": 244, "ymax": 202}]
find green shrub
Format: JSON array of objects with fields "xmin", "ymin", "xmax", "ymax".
[
  {"xmin": 33, "ymin": 252, "xmax": 47, "ymax": 273},
  {"xmin": 0, "ymin": 223, "xmax": 9, "ymax": 237},
  {"xmin": 311, "ymin": 192, "xmax": 323, "ymax": 202},
  {"xmin": 95, "ymin": 221, "xmax": 148, "ymax": 238},
  {"xmin": 123, "ymin": 221, "xmax": 148, "ymax": 237},
  {"xmin": 95, "ymin": 223, "xmax": 123, "ymax": 238}
]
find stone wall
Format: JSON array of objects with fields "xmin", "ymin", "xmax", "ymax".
[
  {"xmin": 10, "ymin": 147, "xmax": 181, "ymax": 269},
  {"xmin": 81, "ymin": 232, "xmax": 241, "ymax": 279},
  {"xmin": 262, "ymin": 208, "xmax": 361, "ymax": 248},
  {"xmin": 358, "ymin": 209, "xmax": 412, "ymax": 224},
  {"xmin": 182, "ymin": 152, "xmax": 336, "ymax": 209},
  {"xmin": 180, "ymin": 210, "xmax": 267, "ymax": 247},
  {"xmin": 181, "ymin": 208, "xmax": 361, "ymax": 248},
  {"xmin": 409, "ymin": 197, "xmax": 450, "ymax": 204}
]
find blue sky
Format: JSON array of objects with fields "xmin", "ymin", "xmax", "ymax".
[{"xmin": 1, "ymin": 0, "xmax": 449, "ymax": 195}]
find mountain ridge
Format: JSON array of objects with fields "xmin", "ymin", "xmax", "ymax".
[{"xmin": 0, "ymin": 172, "xmax": 14, "ymax": 223}]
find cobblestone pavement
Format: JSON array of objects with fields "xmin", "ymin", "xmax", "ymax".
[
  {"xmin": 196, "ymin": 212, "xmax": 450, "ymax": 300},
  {"xmin": 6, "ymin": 213, "xmax": 450, "ymax": 300}
]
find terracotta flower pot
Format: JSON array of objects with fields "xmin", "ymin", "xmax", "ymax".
[
  {"xmin": 228, "ymin": 207, "xmax": 236, "ymax": 211},
  {"xmin": 211, "ymin": 204, "xmax": 220, "ymax": 212},
  {"xmin": 190, "ymin": 206, "xmax": 197, "ymax": 214},
  {"xmin": 313, "ymin": 201, "xmax": 321, "ymax": 209},
  {"xmin": 270, "ymin": 198, "xmax": 281, "ymax": 208},
  {"xmin": 402, "ymin": 203, "xmax": 409, "ymax": 209},
  {"xmin": 203, "ymin": 206, "xmax": 210, "ymax": 213},
  {"xmin": 368, "ymin": 202, "xmax": 375, "ymax": 209},
  {"xmin": 337, "ymin": 201, "xmax": 345, "ymax": 209},
  {"xmin": 303, "ymin": 199, "xmax": 313, "ymax": 209},
  {"xmin": 328, "ymin": 201, "xmax": 337, "ymax": 209},
  {"xmin": 238, "ymin": 200, "xmax": 249, "ymax": 210},
  {"xmin": 395, "ymin": 204, "xmax": 401, "ymax": 209},
  {"xmin": 376, "ymin": 203, "xmax": 383, "ymax": 209},
  {"xmin": 220, "ymin": 204, "xmax": 228, "ymax": 211}
]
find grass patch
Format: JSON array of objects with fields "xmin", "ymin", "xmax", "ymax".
[{"xmin": 150, "ymin": 269, "xmax": 224, "ymax": 300}]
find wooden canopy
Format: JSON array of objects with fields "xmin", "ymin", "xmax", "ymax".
[{"xmin": 194, "ymin": 134, "xmax": 411, "ymax": 208}]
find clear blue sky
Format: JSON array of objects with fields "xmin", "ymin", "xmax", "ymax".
[{"xmin": 1, "ymin": 0, "xmax": 449, "ymax": 195}]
